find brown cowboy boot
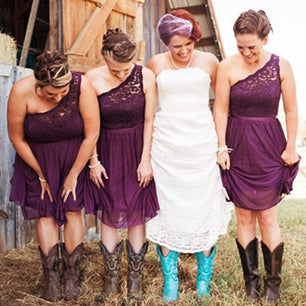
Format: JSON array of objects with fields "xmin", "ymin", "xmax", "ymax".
[
  {"xmin": 39, "ymin": 244, "xmax": 62, "ymax": 302},
  {"xmin": 99, "ymin": 240, "xmax": 124, "ymax": 296},
  {"xmin": 126, "ymin": 240, "xmax": 149, "ymax": 299},
  {"xmin": 236, "ymin": 238, "xmax": 261, "ymax": 299},
  {"xmin": 61, "ymin": 242, "xmax": 84, "ymax": 301},
  {"xmin": 261, "ymin": 241, "xmax": 284, "ymax": 303}
]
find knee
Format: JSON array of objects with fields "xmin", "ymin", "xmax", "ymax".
[
  {"xmin": 65, "ymin": 210, "xmax": 83, "ymax": 221},
  {"xmin": 258, "ymin": 211, "xmax": 278, "ymax": 229},
  {"xmin": 236, "ymin": 211, "xmax": 255, "ymax": 227},
  {"xmin": 38, "ymin": 216, "xmax": 57, "ymax": 228}
]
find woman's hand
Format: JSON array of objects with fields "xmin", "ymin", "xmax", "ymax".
[
  {"xmin": 217, "ymin": 151, "xmax": 231, "ymax": 170},
  {"xmin": 281, "ymin": 149, "xmax": 300, "ymax": 166},
  {"xmin": 137, "ymin": 160, "xmax": 153, "ymax": 188},
  {"xmin": 89, "ymin": 163, "xmax": 108, "ymax": 188},
  {"xmin": 40, "ymin": 181, "xmax": 53, "ymax": 202},
  {"xmin": 61, "ymin": 174, "xmax": 78, "ymax": 202}
]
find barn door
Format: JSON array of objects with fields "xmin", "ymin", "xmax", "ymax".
[{"xmin": 61, "ymin": 0, "xmax": 144, "ymax": 72}]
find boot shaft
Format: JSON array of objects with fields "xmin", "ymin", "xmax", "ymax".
[
  {"xmin": 39, "ymin": 244, "xmax": 62, "ymax": 302},
  {"xmin": 236, "ymin": 238, "xmax": 260, "ymax": 299},
  {"xmin": 61, "ymin": 242, "xmax": 84, "ymax": 301},
  {"xmin": 261, "ymin": 241, "xmax": 284, "ymax": 302},
  {"xmin": 126, "ymin": 240, "xmax": 149, "ymax": 298},
  {"xmin": 99, "ymin": 240, "xmax": 124, "ymax": 295}
]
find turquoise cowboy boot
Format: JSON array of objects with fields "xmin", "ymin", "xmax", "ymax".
[
  {"xmin": 195, "ymin": 245, "xmax": 216, "ymax": 297},
  {"xmin": 157, "ymin": 245, "xmax": 179, "ymax": 302}
]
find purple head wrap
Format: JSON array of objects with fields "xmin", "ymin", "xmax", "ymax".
[{"xmin": 157, "ymin": 14, "xmax": 193, "ymax": 46}]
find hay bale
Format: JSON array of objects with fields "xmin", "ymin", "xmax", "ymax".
[{"xmin": 0, "ymin": 32, "xmax": 17, "ymax": 65}]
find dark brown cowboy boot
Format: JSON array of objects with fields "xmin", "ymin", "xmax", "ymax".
[
  {"xmin": 39, "ymin": 244, "xmax": 62, "ymax": 302},
  {"xmin": 236, "ymin": 238, "xmax": 261, "ymax": 299},
  {"xmin": 99, "ymin": 240, "xmax": 124, "ymax": 296},
  {"xmin": 61, "ymin": 242, "xmax": 84, "ymax": 301},
  {"xmin": 261, "ymin": 241, "xmax": 284, "ymax": 303},
  {"xmin": 126, "ymin": 240, "xmax": 149, "ymax": 299}
]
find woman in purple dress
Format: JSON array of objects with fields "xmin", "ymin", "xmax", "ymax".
[
  {"xmin": 214, "ymin": 10, "xmax": 299, "ymax": 302},
  {"xmin": 7, "ymin": 51, "xmax": 100, "ymax": 301},
  {"xmin": 86, "ymin": 29, "xmax": 159, "ymax": 298}
]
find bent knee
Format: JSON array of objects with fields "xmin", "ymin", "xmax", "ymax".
[{"xmin": 65, "ymin": 210, "xmax": 83, "ymax": 220}]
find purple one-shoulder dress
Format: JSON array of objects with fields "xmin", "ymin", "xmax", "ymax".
[
  {"xmin": 87, "ymin": 64, "xmax": 159, "ymax": 228},
  {"xmin": 221, "ymin": 54, "xmax": 299, "ymax": 210},
  {"xmin": 10, "ymin": 72, "xmax": 88, "ymax": 225}
]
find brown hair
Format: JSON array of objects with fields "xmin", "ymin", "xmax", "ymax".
[
  {"xmin": 233, "ymin": 9, "xmax": 273, "ymax": 39},
  {"xmin": 171, "ymin": 9, "xmax": 202, "ymax": 43},
  {"xmin": 101, "ymin": 28, "xmax": 136, "ymax": 63},
  {"xmin": 34, "ymin": 51, "xmax": 72, "ymax": 88}
]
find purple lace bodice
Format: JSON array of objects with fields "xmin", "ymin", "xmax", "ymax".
[
  {"xmin": 230, "ymin": 54, "xmax": 281, "ymax": 117},
  {"xmin": 98, "ymin": 64, "xmax": 145, "ymax": 129},
  {"xmin": 24, "ymin": 72, "xmax": 83, "ymax": 143}
]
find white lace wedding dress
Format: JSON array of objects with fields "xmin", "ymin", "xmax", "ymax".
[{"xmin": 146, "ymin": 67, "xmax": 233, "ymax": 253}]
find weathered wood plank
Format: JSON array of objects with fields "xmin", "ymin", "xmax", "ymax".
[
  {"xmin": 113, "ymin": 0, "xmax": 136, "ymax": 17},
  {"xmin": 49, "ymin": 0, "xmax": 59, "ymax": 51},
  {"xmin": 0, "ymin": 64, "xmax": 33, "ymax": 253},
  {"xmin": 67, "ymin": 0, "xmax": 119, "ymax": 56},
  {"xmin": 68, "ymin": 54, "xmax": 105, "ymax": 73},
  {"xmin": 20, "ymin": 0, "xmax": 40, "ymax": 67}
]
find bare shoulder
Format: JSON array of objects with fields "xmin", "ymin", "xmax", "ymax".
[
  {"xmin": 219, "ymin": 55, "xmax": 238, "ymax": 72},
  {"xmin": 279, "ymin": 56, "xmax": 294, "ymax": 80},
  {"xmin": 10, "ymin": 75, "xmax": 34, "ymax": 97},
  {"xmin": 142, "ymin": 66, "xmax": 155, "ymax": 80},
  {"xmin": 147, "ymin": 53, "xmax": 168, "ymax": 75},
  {"xmin": 85, "ymin": 66, "xmax": 106, "ymax": 80},
  {"xmin": 194, "ymin": 50, "xmax": 219, "ymax": 63}
]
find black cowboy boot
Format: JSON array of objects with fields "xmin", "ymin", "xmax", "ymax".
[
  {"xmin": 261, "ymin": 241, "xmax": 284, "ymax": 302},
  {"xmin": 39, "ymin": 244, "xmax": 62, "ymax": 301},
  {"xmin": 126, "ymin": 240, "xmax": 149, "ymax": 299},
  {"xmin": 99, "ymin": 240, "xmax": 124, "ymax": 296},
  {"xmin": 61, "ymin": 242, "xmax": 84, "ymax": 301},
  {"xmin": 236, "ymin": 238, "xmax": 261, "ymax": 299}
]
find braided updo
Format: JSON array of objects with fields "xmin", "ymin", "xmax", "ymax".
[
  {"xmin": 34, "ymin": 51, "xmax": 72, "ymax": 88},
  {"xmin": 101, "ymin": 28, "xmax": 136, "ymax": 63},
  {"xmin": 233, "ymin": 9, "xmax": 273, "ymax": 39}
]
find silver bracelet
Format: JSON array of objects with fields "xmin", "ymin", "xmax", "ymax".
[
  {"xmin": 38, "ymin": 176, "xmax": 47, "ymax": 183},
  {"xmin": 217, "ymin": 145, "xmax": 233, "ymax": 154},
  {"xmin": 88, "ymin": 161, "xmax": 101, "ymax": 169}
]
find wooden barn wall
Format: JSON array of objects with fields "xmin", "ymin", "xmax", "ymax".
[
  {"xmin": 0, "ymin": 63, "xmax": 35, "ymax": 254},
  {"xmin": 62, "ymin": 0, "xmax": 138, "ymax": 72},
  {"xmin": 143, "ymin": 0, "xmax": 168, "ymax": 65}
]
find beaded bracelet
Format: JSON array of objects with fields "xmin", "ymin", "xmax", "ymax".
[
  {"xmin": 89, "ymin": 154, "xmax": 98, "ymax": 160},
  {"xmin": 88, "ymin": 161, "xmax": 101, "ymax": 169},
  {"xmin": 38, "ymin": 177, "xmax": 47, "ymax": 183},
  {"xmin": 217, "ymin": 145, "xmax": 233, "ymax": 155}
]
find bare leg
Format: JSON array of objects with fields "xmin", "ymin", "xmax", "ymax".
[
  {"xmin": 127, "ymin": 224, "xmax": 145, "ymax": 253},
  {"xmin": 257, "ymin": 206, "xmax": 281, "ymax": 250},
  {"xmin": 101, "ymin": 222, "xmax": 118, "ymax": 252},
  {"xmin": 64, "ymin": 211, "xmax": 85, "ymax": 254},
  {"xmin": 235, "ymin": 207, "xmax": 257, "ymax": 247},
  {"xmin": 37, "ymin": 217, "xmax": 59, "ymax": 256}
]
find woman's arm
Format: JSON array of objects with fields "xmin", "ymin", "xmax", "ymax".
[
  {"xmin": 279, "ymin": 57, "xmax": 299, "ymax": 166},
  {"xmin": 7, "ymin": 82, "xmax": 53, "ymax": 201},
  {"xmin": 213, "ymin": 60, "xmax": 231, "ymax": 170},
  {"xmin": 137, "ymin": 67, "xmax": 157, "ymax": 187},
  {"xmin": 62, "ymin": 75, "xmax": 100, "ymax": 201}
]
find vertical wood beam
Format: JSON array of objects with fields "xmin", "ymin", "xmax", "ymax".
[
  {"xmin": 20, "ymin": 0, "xmax": 40, "ymax": 67},
  {"xmin": 49, "ymin": 0, "xmax": 59, "ymax": 51}
]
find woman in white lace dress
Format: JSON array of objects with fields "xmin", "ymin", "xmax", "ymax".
[{"xmin": 146, "ymin": 10, "xmax": 233, "ymax": 302}]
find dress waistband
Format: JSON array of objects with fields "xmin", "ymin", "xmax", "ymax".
[
  {"xmin": 231, "ymin": 115, "xmax": 277, "ymax": 122},
  {"xmin": 101, "ymin": 122, "xmax": 144, "ymax": 133}
]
